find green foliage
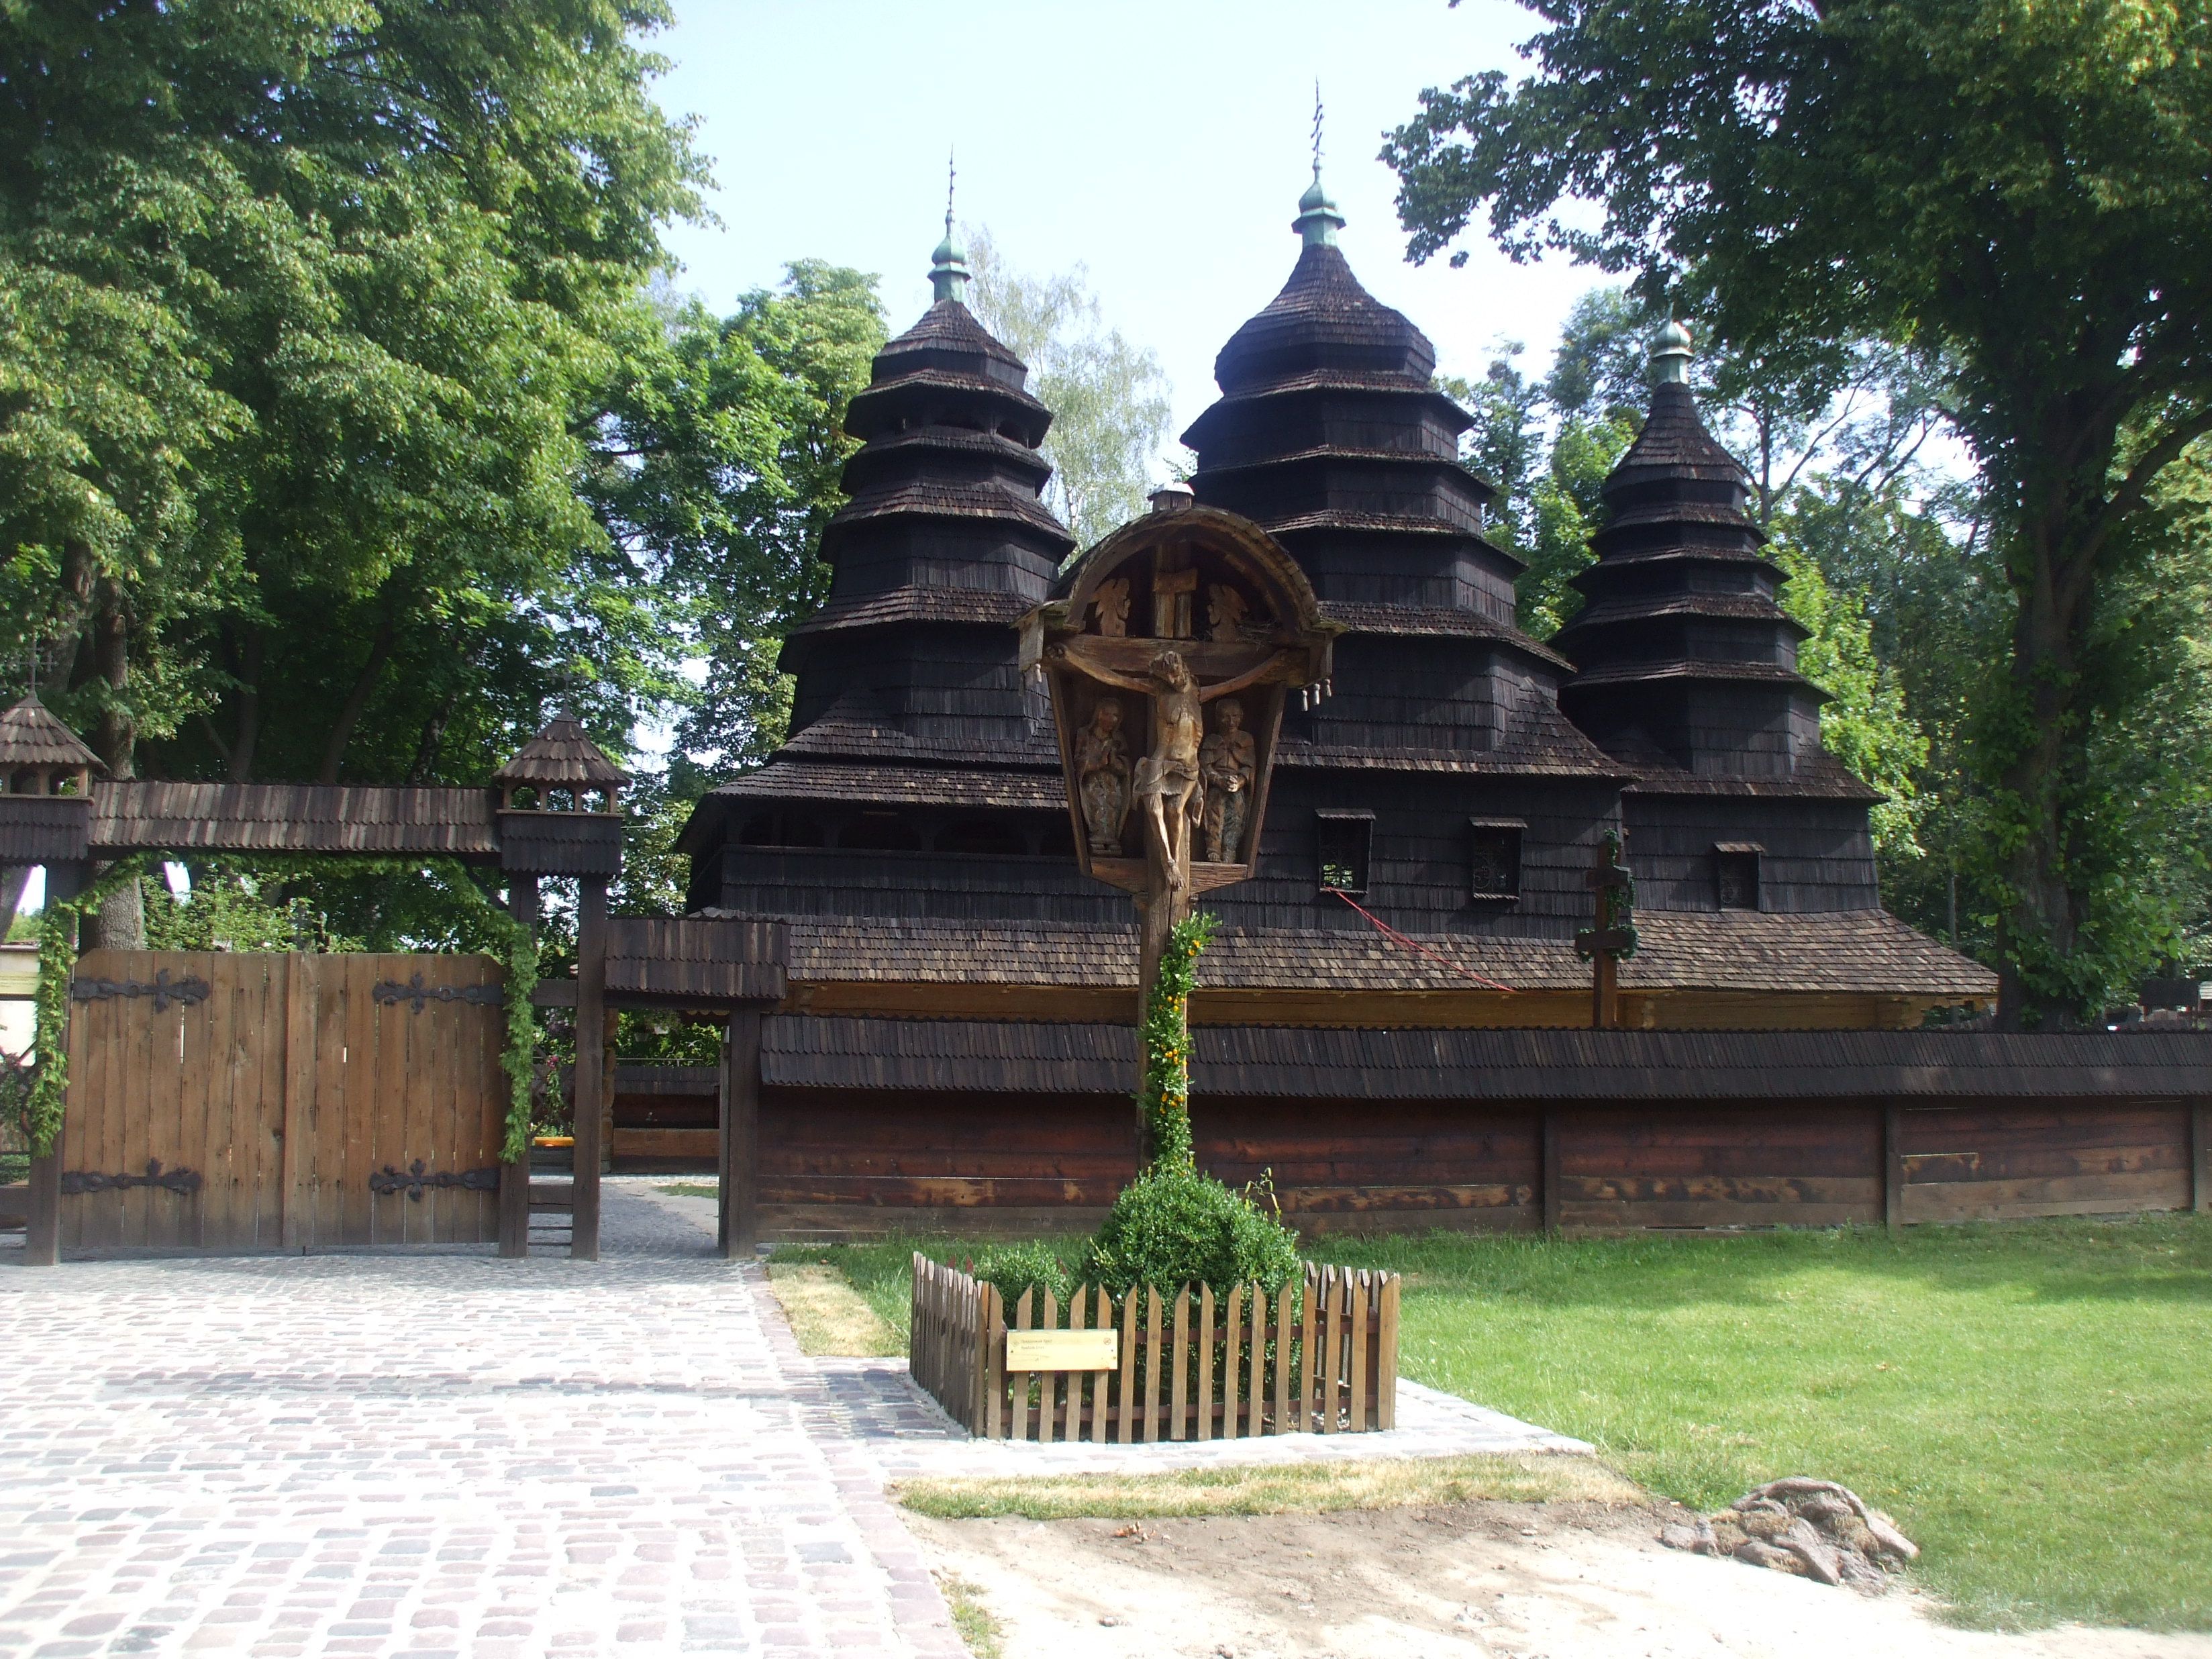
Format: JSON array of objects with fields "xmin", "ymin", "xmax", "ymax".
[
  {"xmin": 0, "ymin": 0, "xmax": 709, "ymax": 788},
  {"xmin": 1384, "ymin": 0, "xmax": 2212, "ymax": 1019},
  {"xmin": 1767, "ymin": 532, "xmax": 1929, "ymax": 854},
  {"xmin": 663, "ymin": 262, "xmax": 886, "ymax": 775},
  {"xmin": 969, "ymin": 1240, "xmax": 1076, "ymax": 1309},
  {"xmin": 1136, "ymin": 913, "xmax": 1215, "ymax": 1166},
  {"xmin": 141, "ymin": 865, "xmax": 361, "ymax": 954},
  {"xmin": 966, "ymin": 228, "xmax": 1171, "ymax": 548},
  {"xmin": 1078, "ymin": 1166, "xmax": 1301, "ymax": 1300}
]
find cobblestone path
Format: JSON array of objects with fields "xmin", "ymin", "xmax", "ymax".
[{"xmin": 0, "ymin": 1185, "xmax": 965, "ymax": 1659}]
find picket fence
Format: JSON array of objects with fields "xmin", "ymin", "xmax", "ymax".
[{"xmin": 909, "ymin": 1254, "xmax": 1400, "ymax": 1442}]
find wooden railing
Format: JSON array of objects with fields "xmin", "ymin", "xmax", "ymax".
[{"xmin": 910, "ymin": 1254, "xmax": 1399, "ymax": 1443}]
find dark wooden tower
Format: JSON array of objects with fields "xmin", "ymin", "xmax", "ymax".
[
  {"xmin": 1178, "ymin": 165, "xmax": 1623, "ymax": 935},
  {"xmin": 678, "ymin": 219, "xmax": 1078, "ymax": 901},
  {"xmin": 1554, "ymin": 323, "xmax": 1884, "ymax": 914}
]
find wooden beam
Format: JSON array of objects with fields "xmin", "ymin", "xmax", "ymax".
[
  {"xmin": 723, "ymin": 1009, "xmax": 762, "ymax": 1260},
  {"xmin": 570, "ymin": 876, "xmax": 607, "ymax": 1260},
  {"xmin": 280, "ymin": 952, "xmax": 317, "ymax": 1252},
  {"xmin": 1540, "ymin": 1109, "xmax": 1562, "ymax": 1238},
  {"xmin": 2193, "ymin": 1101, "xmax": 2209, "ymax": 1216},
  {"xmin": 1884, "ymin": 1101, "xmax": 1907, "ymax": 1231}
]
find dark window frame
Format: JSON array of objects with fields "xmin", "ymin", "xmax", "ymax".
[
  {"xmin": 1315, "ymin": 809, "xmax": 1375, "ymax": 897},
  {"xmin": 1468, "ymin": 818, "xmax": 1526, "ymax": 902},
  {"xmin": 1714, "ymin": 842, "xmax": 1764, "ymax": 911}
]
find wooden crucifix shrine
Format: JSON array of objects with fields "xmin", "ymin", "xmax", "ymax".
[
  {"xmin": 1575, "ymin": 830, "xmax": 1638, "ymax": 1029},
  {"xmin": 1020, "ymin": 500, "xmax": 1340, "ymax": 1020}
]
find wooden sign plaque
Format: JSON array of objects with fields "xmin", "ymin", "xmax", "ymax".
[{"xmin": 1004, "ymin": 1329, "xmax": 1121, "ymax": 1371}]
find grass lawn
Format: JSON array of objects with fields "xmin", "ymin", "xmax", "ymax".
[{"xmin": 778, "ymin": 1215, "xmax": 2212, "ymax": 1632}]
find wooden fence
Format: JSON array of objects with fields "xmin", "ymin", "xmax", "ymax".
[{"xmin": 910, "ymin": 1255, "xmax": 1399, "ymax": 1442}]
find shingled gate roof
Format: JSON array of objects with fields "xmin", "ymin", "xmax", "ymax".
[
  {"xmin": 0, "ymin": 693, "xmax": 101, "ymax": 772},
  {"xmin": 494, "ymin": 713, "xmax": 628, "ymax": 788}
]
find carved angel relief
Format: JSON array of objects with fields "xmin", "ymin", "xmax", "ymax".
[{"xmin": 1091, "ymin": 577, "xmax": 1130, "ymax": 638}]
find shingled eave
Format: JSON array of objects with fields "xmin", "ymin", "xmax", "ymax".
[{"xmin": 1181, "ymin": 377, "xmax": 1468, "ymax": 450}]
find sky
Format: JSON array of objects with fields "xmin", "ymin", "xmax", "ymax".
[{"xmin": 650, "ymin": 0, "xmax": 1601, "ymax": 450}]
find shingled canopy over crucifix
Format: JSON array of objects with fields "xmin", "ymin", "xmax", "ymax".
[{"xmin": 1020, "ymin": 496, "xmax": 1340, "ymax": 1014}]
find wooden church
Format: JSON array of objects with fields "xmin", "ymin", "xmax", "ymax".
[{"xmin": 675, "ymin": 174, "xmax": 1990, "ymax": 1036}]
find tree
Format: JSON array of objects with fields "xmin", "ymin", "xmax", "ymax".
[
  {"xmin": 0, "ymin": 0, "xmax": 705, "ymax": 796},
  {"xmin": 964, "ymin": 228, "xmax": 1172, "ymax": 549},
  {"xmin": 1384, "ymin": 0, "xmax": 2212, "ymax": 1022},
  {"xmin": 660, "ymin": 262, "xmax": 886, "ymax": 776}
]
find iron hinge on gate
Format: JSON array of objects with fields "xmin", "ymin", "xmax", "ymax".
[
  {"xmin": 372, "ymin": 973, "xmax": 503, "ymax": 1012},
  {"xmin": 70, "ymin": 970, "xmax": 211, "ymax": 1011},
  {"xmin": 368, "ymin": 1160, "xmax": 503, "ymax": 1201}
]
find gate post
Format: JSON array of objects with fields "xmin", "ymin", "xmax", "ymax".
[
  {"xmin": 570, "ymin": 875, "xmax": 607, "ymax": 1260},
  {"xmin": 498, "ymin": 876, "xmax": 538, "ymax": 1259},
  {"xmin": 720, "ymin": 1009, "xmax": 761, "ymax": 1260},
  {"xmin": 23, "ymin": 859, "xmax": 85, "ymax": 1267}
]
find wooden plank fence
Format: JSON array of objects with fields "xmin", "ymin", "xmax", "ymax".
[{"xmin": 910, "ymin": 1254, "xmax": 1399, "ymax": 1442}]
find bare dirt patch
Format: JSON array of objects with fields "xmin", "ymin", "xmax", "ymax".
[{"xmin": 905, "ymin": 1498, "xmax": 2212, "ymax": 1659}]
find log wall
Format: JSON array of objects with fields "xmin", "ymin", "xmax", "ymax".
[{"xmin": 753, "ymin": 1087, "xmax": 2211, "ymax": 1241}]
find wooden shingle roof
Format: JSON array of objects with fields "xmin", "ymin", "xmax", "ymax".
[
  {"xmin": 732, "ymin": 909, "xmax": 1995, "ymax": 999},
  {"xmin": 761, "ymin": 1017, "xmax": 2212, "ymax": 1100},
  {"xmin": 493, "ymin": 713, "xmax": 627, "ymax": 788},
  {"xmin": 0, "ymin": 694, "xmax": 101, "ymax": 772}
]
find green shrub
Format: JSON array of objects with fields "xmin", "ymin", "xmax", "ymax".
[
  {"xmin": 969, "ymin": 1240, "xmax": 1074, "ymax": 1308},
  {"xmin": 1080, "ymin": 1166, "xmax": 1301, "ymax": 1298}
]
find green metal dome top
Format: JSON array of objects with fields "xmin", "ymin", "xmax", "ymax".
[
  {"xmin": 1652, "ymin": 318, "xmax": 1694, "ymax": 383},
  {"xmin": 1293, "ymin": 164, "xmax": 1344, "ymax": 248}
]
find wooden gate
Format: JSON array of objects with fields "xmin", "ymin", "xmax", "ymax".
[{"xmin": 60, "ymin": 950, "xmax": 506, "ymax": 1254}]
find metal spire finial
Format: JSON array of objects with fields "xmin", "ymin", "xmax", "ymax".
[
  {"xmin": 1294, "ymin": 83, "xmax": 1345, "ymax": 248},
  {"xmin": 929, "ymin": 149, "xmax": 971, "ymax": 304}
]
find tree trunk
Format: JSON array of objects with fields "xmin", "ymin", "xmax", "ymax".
[
  {"xmin": 317, "ymin": 607, "xmax": 399, "ymax": 783},
  {"xmin": 1991, "ymin": 477, "xmax": 2096, "ymax": 1029},
  {"xmin": 84, "ymin": 576, "xmax": 145, "ymax": 952},
  {"xmin": 228, "ymin": 625, "xmax": 263, "ymax": 783}
]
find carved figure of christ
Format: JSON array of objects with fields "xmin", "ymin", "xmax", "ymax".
[{"xmin": 1078, "ymin": 644, "xmax": 1294, "ymax": 892}]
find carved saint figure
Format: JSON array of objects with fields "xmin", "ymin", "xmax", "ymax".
[
  {"xmin": 1199, "ymin": 698, "xmax": 1258, "ymax": 864},
  {"xmin": 1205, "ymin": 583, "xmax": 1250, "ymax": 642},
  {"xmin": 1079, "ymin": 647, "xmax": 1250, "ymax": 890},
  {"xmin": 1075, "ymin": 698, "xmax": 1132, "ymax": 854},
  {"xmin": 1091, "ymin": 577, "xmax": 1131, "ymax": 638}
]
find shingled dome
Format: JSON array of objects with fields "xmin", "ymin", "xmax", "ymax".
[
  {"xmin": 0, "ymin": 692, "xmax": 101, "ymax": 793},
  {"xmin": 494, "ymin": 713, "xmax": 627, "ymax": 809},
  {"xmin": 1555, "ymin": 321, "xmax": 1836, "ymax": 787}
]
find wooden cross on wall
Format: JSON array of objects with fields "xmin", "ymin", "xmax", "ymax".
[{"xmin": 1575, "ymin": 830, "xmax": 1638, "ymax": 1029}]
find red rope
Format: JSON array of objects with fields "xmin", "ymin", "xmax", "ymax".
[{"xmin": 1328, "ymin": 889, "xmax": 1517, "ymax": 994}]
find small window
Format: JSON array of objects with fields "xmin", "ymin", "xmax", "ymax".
[
  {"xmin": 1316, "ymin": 811, "xmax": 1374, "ymax": 897},
  {"xmin": 839, "ymin": 812, "xmax": 922, "ymax": 852},
  {"xmin": 1468, "ymin": 819, "xmax": 1524, "ymax": 901},
  {"xmin": 1715, "ymin": 843, "xmax": 1762, "ymax": 910},
  {"xmin": 935, "ymin": 819, "xmax": 1026, "ymax": 856}
]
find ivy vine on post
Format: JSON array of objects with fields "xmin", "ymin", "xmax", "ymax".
[
  {"xmin": 1136, "ymin": 911, "xmax": 1216, "ymax": 1168},
  {"xmin": 23, "ymin": 855, "xmax": 540, "ymax": 1163}
]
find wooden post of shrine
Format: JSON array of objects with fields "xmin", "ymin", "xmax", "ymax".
[{"xmin": 1576, "ymin": 831, "xmax": 1636, "ymax": 1032}]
